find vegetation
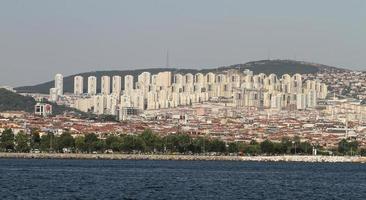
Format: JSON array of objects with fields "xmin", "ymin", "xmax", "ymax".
[
  {"xmin": 0, "ymin": 88, "xmax": 36, "ymax": 112},
  {"xmin": 2, "ymin": 128, "xmax": 362, "ymax": 156},
  {"xmin": 337, "ymin": 139, "xmax": 359, "ymax": 156},
  {"xmin": 15, "ymin": 60, "xmax": 345, "ymax": 94},
  {"xmin": 0, "ymin": 129, "xmax": 15, "ymax": 151},
  {"xmin": 0, "ymin": 88, "xmax": 90, "ymax": 117}
]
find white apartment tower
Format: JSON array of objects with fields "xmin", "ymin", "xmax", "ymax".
[
  {"xmin": 88, "ymin": 76, "xmax": 97, "ymax": 95},
  {"xmin": 101, "ymin": 76, "xmax": 111, "ymax": 95},
  {"xmin": 55, "ymin": 74, "xmax": 63, "ymax": 96},
  {"xmin": 112, "ymin": 76, "xmax": 122, "ymax": 94},
  {"xmin": 74, "ymin": 76, "xmax": 84, "ymax": 95},
  {"xmin": 138, "ymin": 72, "xmax": 151, "ymax": 86},
  {"xmin": 124, "ymin": 75, "xmax": 134, "ymax": 96},
  {"xmin": 49, "ymin": 88, "xmax": 58, "ymax": 102},
  {"xmin": 156, "ymin": 71, "xmax": 172, "ymax": 87}
]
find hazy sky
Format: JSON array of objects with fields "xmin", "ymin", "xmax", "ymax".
[{"xmin": 0, "ymin": 0, "xmax": 365, "ymax": 86}]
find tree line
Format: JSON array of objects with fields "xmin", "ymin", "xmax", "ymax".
[{"xmin": 0, "ymin": 128, "xmax": 365, "ymax": 156}]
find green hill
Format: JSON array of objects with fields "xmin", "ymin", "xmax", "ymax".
[
  {"xmin": 0, "ymin": 88, "xmax": 36, "ymax": 113},
  {"xmin": 0, "ymin": 88, "xmax": 87, "ymax": 116},
  {"xmin": 15, "ymin": 60, "xmax": 346, "ymax": 94}
]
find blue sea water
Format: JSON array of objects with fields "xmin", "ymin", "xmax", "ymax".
[{"xmin": 0, "ymin": 159, "xmax": 366, "ymax": 200}]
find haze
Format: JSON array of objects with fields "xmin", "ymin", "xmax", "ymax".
[{"xmin": 0, "ymin": 0, "xmax": 365, "ymax": 86}]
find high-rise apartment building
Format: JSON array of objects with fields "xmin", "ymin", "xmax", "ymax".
[
  {"xmin": 55, "ymin": 74, "xmax": 63, "ymax": 96},
  {"xmin": 49, "ymin": 88, "xmax": 59, "ymax": 102},
  {"xmin": 88, "ymin": 76, "xmax": 97, "ymax": 95},
  {"xmin": 124, "ymin": 75, "xmax": 134, "ymax": 96},
  {"xmin": 112, "ymin": 76, "xmax": 122, "ymax": 95},
  {"xmin": 74, "ymin": 76, "xmax": 83, "ymax": 95},
  {"xmin": 101, "ymin": 76, "xmax": 111, "ymax": 95}
]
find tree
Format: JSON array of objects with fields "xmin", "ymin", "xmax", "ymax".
[
  {"xmin": 164, "ymin": 134, "xmax": 191, "ymax": 153},
  {"xmin": 191, "ymin": 137, "xmax": 210, "ymax": 153},
  {"xmin": 105, "ymin": 135, "xmax": 124, "ymax": 152},
  {"xmin": 291, "ymin": 136, "xmax": 301, "ymax": 154},
  {"xmin": 280, "ymin": 137, "xmax": 292, "ymax": 154},
  {"xmin": 95, "ymin": 140, "xmax": 106, "ymax": 152},
  {"xmin": 75, "ymin": 136, "xmax": 86, "ymax": 152},
  {"xmin": 273, "ymin": 142, "xmax": 284, "ymax": 154},
  {"xmin": 15, "ymin": 131, "xmax": 30, "ymax": 152},
  {"xmin": 237, "ymin": 142, "xmax": 246, "ymax": 154},
  {"xmin": 228, "ymin": 142, "xmax": 238, "ymax": 153},
  {"xmin": 40, "ymin": 133, "xmax": 55, "ymax": 152},
  {"xmin": 360, "ymin": 149, "xmax": 366, "ymax": 156},
  {"xmin": 84, "ymin": 133, "xmax": 99, "ymax": 153},
  {"xmin": 120, "ymin": 135, "xmax": 134, "ymax": 152},
  {"xmin": 57, "ymin": 132, "xmax": 75, "ymax": 151},
  {"xmin": 243, "ymin": 143, "xmax": 261, "ymax": 155},
  {"xmin": 121, "ymin": 135, "xmax": 145, "ymax": 153},
  {"xmin": 208, "ymin": 139, "xmax": 226, "ymax": 153},
  {"xmin": 0, "ymin": 129, "xmax": 15, "ymax": 151},
  {"xmin": 260, "ymin": 140, "xmax": 274, "ymax": 155},
  {"xmin": 299, "ymin": 141, "xmax": 312, "ymax": 155},
  {"xmin": 139, "ymin": 129, "xmax": 162, "ymax": 152},
  {"xmin": 30, "ymin": 129, "xmax": 41, "ymax": 149},
  {"xmin": 337, "ymin": 139, "xmax": 358, "ymax": 155},
  {"xmin": 338, "ymin": 139, "xmax": 349, "ymax": 155},
  {"xmin": 348, "ymin": 141, "xmax": 358, "ymax": 155}
]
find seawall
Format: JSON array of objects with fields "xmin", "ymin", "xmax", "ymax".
[{"xmin": 0, "ymin": 153, "xmax": 366, "ymax": 163}]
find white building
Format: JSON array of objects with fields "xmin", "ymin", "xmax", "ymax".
[
  {"xmin": 156, "ymin": 71, "xmax": 172, "ymax": 87},
  {"xmin": 49, "ymin": 88, "xmax": 58, "ymax": 102},
  {"xmin": 74, "ymin": 76, "xmax": 84, "ymax": 95},
  {"xmin": 35, "ymin": 103, "xmax": 53, "ymax": 117},
  {"xmin": 124, "ymin": 75, "xmax": 134, "ymax": 96},
  {"xmin": 93, "ymin": 95, "xmax": 107, "ymax": 115},
  {"xmin": 101, "ymin": 76, "xmax": 111, "ymax": 95},
  {"xmin": 112, "ymin": 76, "xmax": 122, "ymax": 95},
  {"xmin": 73, "ymin": 97, "xmax": 93, "ymax": 113},
  {"xmin": 88, "ymin": 76, "xmax": 97, "ymax": 95},
  {"xmin": 55, "ymin": 74, "xmax": 63, "ymax": 96}
]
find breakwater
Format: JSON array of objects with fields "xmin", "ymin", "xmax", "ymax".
[{"xmin": 1, "ymin": 153, "xmax": 366, "ymax": 163}]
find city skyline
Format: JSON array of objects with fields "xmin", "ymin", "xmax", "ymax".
[
  {"xmin": 0, "ymin": 0, "xmax": 365, "ymax": 86},
  {"xmin": 1, "ymin": 1, "xmax": 366, "ymax": 199}
]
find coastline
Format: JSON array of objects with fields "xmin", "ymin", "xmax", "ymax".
[{"xmin": 0, "ymin": 153, "xmax": 365, "ymax": 163}]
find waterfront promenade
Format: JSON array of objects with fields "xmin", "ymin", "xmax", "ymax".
[{"xmin": 1, "ymin": 153, "xmax": 366, "ymax": 163}]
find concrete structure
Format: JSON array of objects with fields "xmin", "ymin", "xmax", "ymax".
[
  {"xmin": 55, "ymin": 74, "xmax": 63, "ymax": 96},
  {"xmin": 88, "ymin": 76, "xmax": 97, "ymax": 95},
  {"xmin": 101, "ymin": 76, "xmax": 111, "ymax": 95},
  {"xmin": 74, "ymin": 76, "xmax": 83, "ymax": 95},
  {"xmin": 34, "ymin": 103, "xmax": 53, "ymax": 117},
  {"xmin": 49, "ymin": 88, "xmax": 58, "ymax": 102},
  {"xmin": 112, "ymin": 76, "xmax": 122, "ymax": 95},
  {"xmin": 124, "ymin": 75, "xmax": 134, "ymax": 96}
]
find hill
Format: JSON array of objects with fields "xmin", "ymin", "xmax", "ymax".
[
  {"xmin": 0, "ymin": 88, "xmax": 87, "ymax": 116},
  {"xmin": 0, "ymin": 88, "xmax": 36, "ymax": 113},
  {"xmin": 15, "ymin": 60, "xmax": 346, "ymax": 94}
]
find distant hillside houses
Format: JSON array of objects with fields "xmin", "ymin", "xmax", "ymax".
[{"xmin": 49, "ymin": 69, "xmax": 328, "ymax": 120}]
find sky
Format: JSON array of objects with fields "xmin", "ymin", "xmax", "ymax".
[{"xmin": 0, "ymin": 0, "xmax": 365, "ymax": 86}]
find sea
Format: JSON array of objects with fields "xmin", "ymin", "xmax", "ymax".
[{"xmin": 0, "ymin": 159, "xmax": 365, "ymax": 200}]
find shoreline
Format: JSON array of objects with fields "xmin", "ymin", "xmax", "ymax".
[{"xmin": 0, "ymin": 153, "xmax": 366, "ymax": 163}]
